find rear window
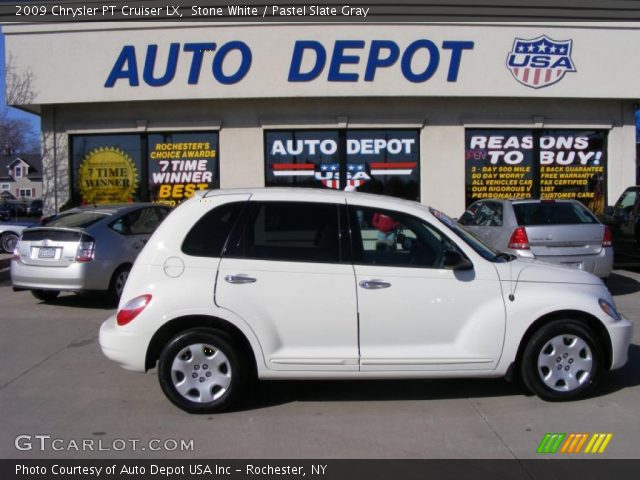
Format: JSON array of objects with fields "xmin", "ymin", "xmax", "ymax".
[
  {"xmin": 513, "ymin": 202, "xmax": 598, "ymax": 226},
  {"xmin": 43, "ymin": 211, "xmax": 109, "ymax": 228}
]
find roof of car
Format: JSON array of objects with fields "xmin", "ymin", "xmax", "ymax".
[
  {"xmin": 200, "ymin": 187, "xmax": 422, "ymax": 207},
  {"xmin": 64, "ymin": 202, "xmax": 161, "ymax": 215}
]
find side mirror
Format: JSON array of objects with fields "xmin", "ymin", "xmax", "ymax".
[
  {"xmin": 442, "ymin": 250, "xmax": 474, "ymax": 271},
  {"xmin": 603, "ymin": 206, "xmax": 614, "ymax": 216}
]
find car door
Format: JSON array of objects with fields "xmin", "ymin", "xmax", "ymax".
[
  {"xmin": 348, "ymin": 203, "xmax": 506, "ymax": 372},
  {"xmin": 215, "ymin": 199, "xmax": 359, "ymax": 371}
]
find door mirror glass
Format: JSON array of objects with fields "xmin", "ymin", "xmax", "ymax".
[{"xmin": 442, "ymin": 250, "xmax": 474, "ymax": 271}]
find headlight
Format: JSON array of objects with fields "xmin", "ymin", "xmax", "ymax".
[{"xmin": 599, "ymin": 298, "xmax": 621, "ymax": 321}]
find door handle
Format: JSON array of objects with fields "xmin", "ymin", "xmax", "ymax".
[
  {"xmin": 359, "ymin": 279, "xmax": 391, "ymax": 289},
  {"xmin": 224, "ymin": 274, "xmax": 257, "ymax": 284}
]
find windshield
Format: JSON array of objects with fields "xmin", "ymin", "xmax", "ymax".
[
  {"xmin": 43, "ymin": 211, "xmax": 109, "ymax": 229},
  {"xmin": 429, "ymin": 207, "xmax": 510, "ymax": 262}
]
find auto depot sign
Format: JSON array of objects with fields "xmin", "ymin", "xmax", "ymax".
[
  {"xmin": 104, "ymin": 39, "xmax": 475, "ymax": 87},
  {"xmin": 5, "ymin": 23, "xmax": 640, "ymax": 104}
]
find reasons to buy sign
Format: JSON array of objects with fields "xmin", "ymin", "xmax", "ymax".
[{"xmin": 465, "ymin": 130, "xmax": 606, "ymax": 213}]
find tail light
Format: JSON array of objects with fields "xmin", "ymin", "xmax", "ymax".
[
  {"xmin": 603, "ymin": 225, "xmax": 613, "ymax": 247},
  {"xmin": 12, "ymin": 243, "xmax": 20, "ymax": 261},
  {"xmin": 508, "ymin": 227, "xmax": 530, "ymax": 250},
  {"xmin": 75, "ymin": 236, "xmax": 95, "ymax": 262},
  {"xmin": 117, "ymin": 294, "xmax": 152, "ymax": 326}
]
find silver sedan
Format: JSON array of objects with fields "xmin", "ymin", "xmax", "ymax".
[
  {"xmin": 11, "ymin": 203, "xmax": 171, "ymax": 302},
  {"xmin": 459, "ymin": 199, "xmax": 613, "ymax": 278}
]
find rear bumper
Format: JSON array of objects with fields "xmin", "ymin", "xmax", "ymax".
[
  {"xmin": 99, "ymin": 315, "xmax": 149, "ymax": 372},
  {"xmin": 11, "ymin": 258, "xmax": 112, "ymax": 291},
  {"xmin": 511, "ymin": 247, "xmax": 613, "ymax": 278}
]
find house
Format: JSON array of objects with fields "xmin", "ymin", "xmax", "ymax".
[{"xmin": 0, "ymin": 154, "xmax": 43, "ymax": 201}]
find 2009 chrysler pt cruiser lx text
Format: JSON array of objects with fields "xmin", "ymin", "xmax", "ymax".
[{"xmin": 99, "ymin": 188, "xmax": 633, "ymax": 413}]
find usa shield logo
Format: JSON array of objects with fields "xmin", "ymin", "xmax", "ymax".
[{"xmin": 506, "ymin": 35, "xmax": 576, "ymax": 89}]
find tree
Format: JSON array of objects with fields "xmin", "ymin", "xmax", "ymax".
[{"xmin": 1, "ymin": 54, "xmax": 39, "ymax": 155}]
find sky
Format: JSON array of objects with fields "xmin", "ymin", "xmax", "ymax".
[{"xmin": 0, "ymin": 27, "xmax": 41, "ymax": 133}]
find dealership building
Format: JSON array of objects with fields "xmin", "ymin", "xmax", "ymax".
[{"xmin": 4, "ymin": 21, "xmax": 639, "ymax": 215}]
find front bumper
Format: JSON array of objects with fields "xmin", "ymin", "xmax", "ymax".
[
  {"xmin": 608, "ymin": 316, "xmax": 634, "ymax": 370},
  {"xmin": 99, "ymin": 315, "xmax": 149, "ymax": 372}
]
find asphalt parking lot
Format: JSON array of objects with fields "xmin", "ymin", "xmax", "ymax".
[{"xmin": 0, "ymin": 253, "xmax": 639, "ymax": 460}]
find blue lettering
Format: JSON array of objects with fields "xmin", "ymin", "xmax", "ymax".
[
  {"xmin": 143, "ymin": 43, "xmax": 180, "ymax": 87},
  {"xmin": 328, "ymin": 40, "xmax": 365, "ymax": 82},
  {"xmin": 183, "ymin": 43, "xmax": 216, "ymax": 85},
  {"xmin": 104, "ymin": 45, "xmax": 139, "ymax": 87},
  {"xmin": 442, "ymin": 41, "xmax": 474, "ymax": 82},
  {"xmin": 212, "ymin": 41, "xmax": 252, "ymax": 85},
  {"xmin": 288, "ymin": 41, "xmax": 326, "ymax": 82},
  {"xmin": 401, "ymin": 40, "xmax": 440, "ymax": 83},
  {"xmin": 551, "ymin": 57, "xmax": 574, "ymax": 70},
  {"xmin": 364, "ymin": 40, "xmax": 400, "ymax": 81},
  {"xmin": 507, "ymin": 54, "xmax": 528, "ymax": 68},
  {"xmin": 529, "ymin": 55, "xmax": 551, "ymax": 68}
]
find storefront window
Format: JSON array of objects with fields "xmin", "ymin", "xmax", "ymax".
[
  {"xmin": 148, "ymin": 132, "xmax": 219, "ymax": 206},
  {"xmin": 265, "ymin": 129, "xmax": 420, "ymax": 201},
  {"xmin": 465, "ymin": 129, "xmax": 607, "ymax": 214},
  {"xmin": 70, "ymin": 131, "xmax": 219, "ymax": 207}
]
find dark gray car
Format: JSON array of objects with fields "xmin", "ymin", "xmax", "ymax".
[
  {"xmin": 459, "ymin": 199, "xmax": 613, "ymax": 278},
  {"xmin": 11, "ymin": 203, "xmax": 171, "ymax": 302}
]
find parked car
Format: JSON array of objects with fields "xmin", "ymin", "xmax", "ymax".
[
  {"xmin": 458, "ymin": 199, "xmax": 613, "ymax": 278},
  {"xmin": 600, "ymin": 186, "xmax": 640, "ymax": 255},
  {"xmin": 26, "ymin": 199, "xmax": 43, "ymax": 217},
  {"xmin": 0, "ymin": 202, "xmax": 27, "ymax": 221},
  {"xmin": 11, "ymin": 203, "xmax": 171, "ymax": 302},
  {"xmin": 0, "ymin": 223, "xmax": 32, "ymax": 253},
  {"xmin": 99, "ymin": 188, "xmax": 632, "ymax": 413}
]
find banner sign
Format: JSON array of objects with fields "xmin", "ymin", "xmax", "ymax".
[
  {"xmin": 148, "ymin": 133, "xmax": 219, "ymax": 206},
  {"xmin": 465, "ymin": 129, "xmax": 606, "ymax": 213}
]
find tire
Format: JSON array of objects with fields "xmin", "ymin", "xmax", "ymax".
[
  {"xmin": 108, "ymin": 265, "xmax": 130, "ymax": 304},
  {"xmin": 31, "ymin": 289, "xmax": 60, "ymax": 302},
  {"xmin": 0, "ymin": 232, "xmax": 19, "ymax": 253},
  {"xmin": 521, "ymin": 320, "xmax": 603, "ymax": 401},
  {"xmin": 158, "ymin": 329, "xmax": 247, "ymax": 413}
]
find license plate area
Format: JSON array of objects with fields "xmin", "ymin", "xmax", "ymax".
[{"xmin": 38, "ymin": 247, "xmax": 58, "ymax": 259}]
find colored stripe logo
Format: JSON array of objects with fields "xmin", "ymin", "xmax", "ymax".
[{"xmin": 537, "ymin": 433, "xmax": 613, "ymax": 454}]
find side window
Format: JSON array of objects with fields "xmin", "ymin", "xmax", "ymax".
[
  {"xmin": 458, "ymin": 202, "xmax": 483, "ymax": 226},
  {"xmin": 349, "ymin": 206, "xmax": 461, "ymax": 269},
  {"xmin": 110, "ymin": 207, "xmax": 164, "ymax": 236},
  {"xmin": 182, "ymin": 202, "xmax": 245, "ymax": 257},
  {"xmin": 475, "ymin": 202, "xmax": 503, "ymax": 227},
  {"xmin": 228, "ymin": 202, "xmax": 341, "ymax": 263},
  {"xmin": 617, "ymin": 190, "xmax": 637, "ymax": 210}
]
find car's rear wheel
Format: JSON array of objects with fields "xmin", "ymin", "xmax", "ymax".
[
  {"xmin": 521, "ymin": 320, "xmax": 602, "ymax": 401},
  {"xmin": 31, "ymin": 289, "xmax": 60, "ymax": 302},
  {"xmin": 0, "ymin": 232, "xmax": 19, "ymax": 253},
  {"xmin": 158, "ymin": 329, "xmax": 246, "ymax": 413},
  {"xmin": 108, "ymin": 266, "xmax": 130, "ymax": 304}
]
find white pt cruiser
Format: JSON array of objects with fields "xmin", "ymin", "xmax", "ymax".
[{"xmin": 100, "ymin": 188, "xmax": 633, "ymax": 413}]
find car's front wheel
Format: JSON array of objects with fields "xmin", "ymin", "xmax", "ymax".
[
  {"xmin": 521, "ymin": 320, "xmax": 603, "ymax": 401},
  {"xmin": 158, "ymin": 329, "xmax": 247, "ymax": 413}
]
